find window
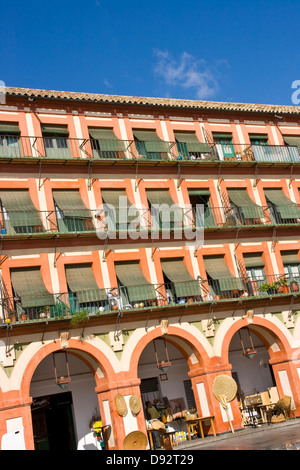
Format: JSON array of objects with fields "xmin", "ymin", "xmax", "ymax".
[
  {"xmin": 188, "ymin": 189, "xmax": 214, "ymax": 227},
  {"xmin": 249, "ymin": 134, "xmax": 269, "ymax": 146},
  {"xmin": 0, "ymin": 123, "xmax": 22, "ymax": 157},
  {"xmin": 264, "ymin": 189, "xmax": 300, "ymax": 224},
  {"xmin": 133, "ymin": 130, "xmax": 170, "ymax": 160},
  {"xmin": 53, "ymin": 190, "xmax": 93, "ymax": 233},
  {"xmin": 65, "ymin": 264, "xmax": 107, "ymax": 314},
  {"xmin": 89, "ymin": 128, "xmax": 126, "ymax": 160},
  {"xmin": 174, "ymin": 132, "xmax": 212, "ymax": 160},
  {"xmin": 203, "ymin": 256, "xmax": 243, "ymax": 298},
  {"xmin": 160, "ymin": 258, "xmax": 202, "ymax": 303},
  {"xmin": 114, "ymin": 261, "xmax": 156, "ymax": 307},
  {"xmin": 41, "ymin": 125, "xmax": 71, "ymax": 159},
  {"xmin": 0, "ymin": 190, "xmax": 43, "ymax": 235},
  {"xmin": 227, "ymin": 188, "xmax": 264, "ymax": 225},
  {"xmin": 213, "ymin": 133, "xmax": 235, "ymax": 160}
]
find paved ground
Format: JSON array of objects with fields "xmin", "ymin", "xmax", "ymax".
[{"xmin": 177, "ymin": 419, "xmax": 300, "ymax": 450}]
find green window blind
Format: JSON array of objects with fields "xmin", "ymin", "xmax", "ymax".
[
  {"xmin": 243, "ymin": 253, "xmax": 264, "ymax": 268},
  {"xmin": 161, "ymin": 258, "xmax": 202, "ymax": 297},
  {"xmin": 188, "ymin": 190, "xmax": 211, "ymax": 197},
  {"xmin": 0, "ymin": 123, "xmax": 20, "ymax": 134},
  {"xmin": 65, "ymin": 264, "xmax": 106, "ymax": 303},
  {"xmin": 41, "ymin": 125, "xmax": 69, "ymax": 136},
  {"xmin": 53, "ymin": 190, "xmax": 91, "ymax": 219},
  {"xmin": 283, "ymin": 136, "xmax": 300, "ymax": 152},
  {"xmin": 281, "ymin": 251, "xmax": 300, "ymax": 265},
  {"xmin": 264, "ymin": 189, "xmax": 300, "ymax": 219},
  {"xmin": 133, "ymin": 130, "xmax": 170, "ymax": 153},
  {"xmin": 11, "ymin": 267, "xmax": 55, "ymax": 308},
  {"xmin": 146, "ymin": 189, "xmax": 175, "ymax": 207},
  {"xmin": 0, "ymin": 190, "xmax": 41, "ymax": 227},
  {"xmin": 89, "ymin": 128, "xmax": 125, "ymax": 151},
  {"xmin": 115, "ymin": 262, "xmax": 156, "ymax": 302},
  {"xmin": 101, "ymin": 189, "xmax": 136, "ymax": 228},
  {"xmin": 204, "ymin": 256, "xmax": 243, "ymax": 291},
  {"xmin": 227, "ymin": 189, "xmax": 264, "ymax": 219},
  {"xmin": 174, "ymin": 133, "xmax": 211, "ymax": 153}
]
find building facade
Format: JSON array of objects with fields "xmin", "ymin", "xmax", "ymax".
[{"xmin": 0, "ymin": 87, "xmax": 300, "ymax": 450}]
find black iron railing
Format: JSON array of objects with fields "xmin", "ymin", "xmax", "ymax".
[{"xmin": 3, "ymin": 273, "xmax": 298, "ymax": 325}]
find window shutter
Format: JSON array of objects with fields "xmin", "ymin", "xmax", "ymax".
[
  {"xmin": 11, "ymin": 268, "xmax": 54, "ymax": 308},
  {"xmin": 115, "ymin": 262, "xmax": 156, "ymax": 302},
  {"xmin": 204, "ymin": 256, "xmax": 243, "ymax": 291},
  {"xmin": 89, "ymin": 128, "xmax": 125, "ymax": 151},
  {"xmin": 227, "ymin": 189, "xmax": 264, "ymax": 219},
  {"xmin": 161, "ymin": 259, "xmax": 202, "ymax": 297},
  {"xmin": 65, "ymin": 264, "xmax": 106, "ymax": 302}
]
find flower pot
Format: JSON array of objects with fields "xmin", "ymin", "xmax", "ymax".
[
  {"xmin": 21, "ymin": 314, "xmax": 28, "ymax": 321},
  {"xmin": 290, "ymin": 283, "xmax": 299, "ymax": 292}
]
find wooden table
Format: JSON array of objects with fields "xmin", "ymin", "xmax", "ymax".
[
  {"xmin": 147, "ymin": 429, "xmax": 178, "ymax": 450},
  {"xmin": 257, "ymin": 403, "xmax": 277, "ymax": 423},
  {"xmin": 185, "ymin": 416, "xmax": 216, "ymax": 440}
]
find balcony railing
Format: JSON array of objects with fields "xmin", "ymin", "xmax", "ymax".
[
  {"xmin": 2, "ymin": 273, "xmax": 298, "ymax": 324},
  {"xmin": 1, "ymin": 135, "xmax": 299, "ymax": 164},
  {"xmin": 0, "ymin": 203, "xmax": 299, "ymax": 238}
]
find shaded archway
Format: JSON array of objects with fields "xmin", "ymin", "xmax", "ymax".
[
  {"xmin": 17, "ymin": 338, "xmax": 120, "ymax": 450},
  {"xmin": 219, "ymin": 316, "xmax": 300, "ymax": 419}
]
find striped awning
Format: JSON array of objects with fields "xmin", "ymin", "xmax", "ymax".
[
  {"xmin": 161, "ymin": 258, "xmax": 202, "ymax": 297},
  {"xmin": 0, "ymin": 190, "xmax": 41, "ymax": 227},
  {"xmin": 115, "ymin": 262, "xmax": 156, "ymax": 302},
  {"xmin": 174, "ymin": 132, "xmax": 211, "ymax": 153},
  {"xmin": 41, "ymin": 125, "xmax": 69, "ymax": 135},
  {"xmin": 89, "ymin": 128, "xmax": 125, "ymax": 151},
  {"xmin": 204, "ymin": 256, "xmax": 243, "ymax": 291},
  {"xmin": 65, "ymin": 264, "xmax": 106, "ymax": 303},
  {"xmin": 11, "ymin": 267, "xmax": 55, "ymax": 308},
  {"xmin": 264, "ymin": 189, "xmax": 300, "ymax": 219},
  {"xmin": 53, "ymin": 190, "xmax": 91, "ymax": 219},
  {"xmin": 133, "ymin": 130, "xmax": 170, "ymax": 153},
  {"xmin": 227, "ymin": 189, "xmax": 264, "ymax": 219},
  {"xmin": 281, "ymin": 250, "xmax": 300, "ymax": 265},
  {"xmin": 243, "ymin": 253, "xmax": 264, "ymax": 268}
]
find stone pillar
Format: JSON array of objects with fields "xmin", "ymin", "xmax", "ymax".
[
  {"xmin": 189, "ymin": 363, "xmax": 243, "ymax": 435},
  {"xmin": 0, "ymin": 392, "xmax": 34, "ymax": 450},
  {"xmin": 95, "ymin": 376, "xmax": 147, "ymax": 450}
]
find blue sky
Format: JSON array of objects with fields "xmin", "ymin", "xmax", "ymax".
[{"xmin": 0, "ymin": 0, "xmax": 299, "ymax": 106}]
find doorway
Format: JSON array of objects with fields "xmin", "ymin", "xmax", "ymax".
[{"xmin": 31, "ymin": 392, "xmax": 77, "ymax": 450}]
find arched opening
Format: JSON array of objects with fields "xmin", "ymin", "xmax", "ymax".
[
  {"xmin": 226, "ymin": 320, "xmax": 295, "ymax": 426},
  {"xmin": 132, "ymin": 327, "xmax": 211, "ymax": 447},
  {"xmin": 29, "ymin": 351, "xmax": 100, "ymax": 450},
  {"xmin": 229, "ymin": 328, "xmax": 276, "ymax": 401}
]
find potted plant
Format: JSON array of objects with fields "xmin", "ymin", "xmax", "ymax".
[
  {"xmin": 259, "ymin": 282, "xmax": 273, "ymax": 295},
  {"xmin": 275, "ymin": 278, "xmax": 289, "ymax": 294},
  {"xmin": 290, "ymin": 280, "xmax": 299, "ymax": 292},
  {"xmin": 70, "ymin": 309, "xmax": 89, "ymax": 327}
]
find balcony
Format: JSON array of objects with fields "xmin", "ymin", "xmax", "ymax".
[
  {"xmin": 3, "ymin": 273, "xmax": 298, "ymax": 325},
  {"xmin": 1, "ymin": 135, "xmax": 299, "ymax": 165},
  {"xmin": 0, "ymin": 203, "xmax": 299, "ymax": 239}
]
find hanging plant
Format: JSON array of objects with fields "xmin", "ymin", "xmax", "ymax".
[{"xmin": 70, "ymin": 309, "xmax": 90, "ymax": 327}]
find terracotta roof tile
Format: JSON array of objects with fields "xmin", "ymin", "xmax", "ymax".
[{"xmin": 4, "ymin": 86, "xmax": 300, "ymax": 115}]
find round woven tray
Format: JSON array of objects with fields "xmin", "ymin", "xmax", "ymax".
[
  {"xmin": 129, "ymin": 395, "xmax": 141, "ymax": 415},
  {"xmin": 213, "ymin": 375, "xmax": 237, "ymax": 403},
  {"xmin": 123, "ymin": 431, "xmax": 148, "ymax": 450},
  {"xmin": 114, "ymin": 393, "xmax": 128, "ymax": 417}
]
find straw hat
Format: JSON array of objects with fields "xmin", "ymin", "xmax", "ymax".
[
  {"xmin": 129, "ymin": 395, "xmax": 141, "ymax": 415},
  {"xmin": 123, "ymin": 431, "xmax": 148, "ymax": 450},
  {"xmin": 114, "ymin": 393, "xmax": 128, "ymax": 417},
  {"xmin": 213, "ymin": 375, "xmax": 237, "ymax": 403}
]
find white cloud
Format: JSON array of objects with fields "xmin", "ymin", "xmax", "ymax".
[{"xmin": 153, "ymin": 49, "xmax": 229, "ymax": 100}]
